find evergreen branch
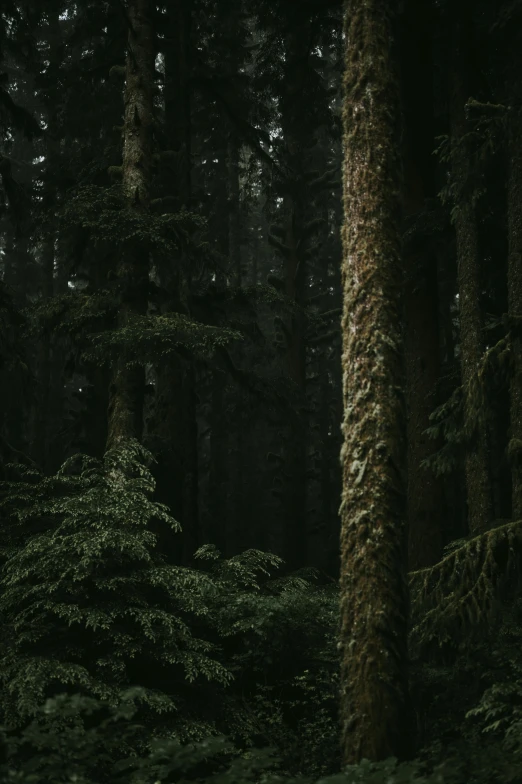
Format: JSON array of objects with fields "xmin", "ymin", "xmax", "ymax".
[{"xmin": 409, "ymin": 519, "xmax": 522, "ymax": 660}]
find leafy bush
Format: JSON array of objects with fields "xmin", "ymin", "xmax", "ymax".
[
  {"xmin": 0, "ymin": 440, "xmax": 339, "ymax": 775},
  {"xmin": 192, "ymin": 545, "xmax": 340, "ymax": 776},
  {"xmin": 0, "ymin": 440, "xmax": 231, "ymax": 744},
  {"xmin": 0, "ymin": 689, "xmax": 451, "ymax": 784}
]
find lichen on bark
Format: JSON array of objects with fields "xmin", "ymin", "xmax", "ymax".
[{"xmin": 339, "ymin": 0, "xmax": 412, "ymax": 765}]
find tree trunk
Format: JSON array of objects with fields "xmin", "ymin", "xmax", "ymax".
[
  {"xmin": 105, "ymin": 0, "xmax": 154, "ymax": 451},
  {"xmin": 280, "ymin": 24, "xmax": 309, "ymax": 571},
  {"xmin": 228, "ymin": 132, "xmax": 242, "ymax": 287},
  {"xmin": 507, "ymin": 68, "xmax": 522, "ymax": 519},
  {"xmin": 404, "ymin": 248, "xmax": 446, "ymax": 568},
  {"xmin": 401, "ymin": 0, "xmax": 445, "ymax": 569},
  {"xmin": 450, "ymin": 6, "xmax": 493, "ymax": 535},
  {"xmin": 152, "ymin": 0, "xmax": 199, "ymax": 564},
  {"xmin": 34, "ymin": 12, "xmax": 63, "ymax": 472},
  {"xmin": 339, "ymin": 0, "xmax": 412, "ymax": 764}
]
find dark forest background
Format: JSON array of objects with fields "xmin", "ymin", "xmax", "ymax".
[{"xmin": 0, "ymin": 0, "xmax": 522, "ymax": 782}]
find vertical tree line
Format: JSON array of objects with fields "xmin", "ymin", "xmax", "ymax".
[{"xmin": 1, "ymin": 0, "xmax": 522, "ymax": 777}]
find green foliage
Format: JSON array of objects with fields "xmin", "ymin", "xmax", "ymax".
[
  {"xmin": 465, "ymin": 599, "xmax": 522, "ymax": 750},
  {"xmin": 409, "ymin": 520, "xmax": 522, "ymax": 662},
  {"xmin": 22, "ymin": 288, "xmax": 242, "ymax": 368},
  {"xmin": 434, "ymin": 100, "xmax": 505, "ymax": 222},
  {"xmin": 0, "ymin": 440, "xmax": 232, "ymax": 737},
  {"xmin": 192, "ymin": 547, "xmax": 340, "ymax": 776},
  {"xmin": 0, "ymin": 442, "xmax": 340, "ymax": 774},
  {"xmin": 0, "ymin": 689, "xmax": 451, "ymax": 784},
  {"xmin": 421, "ymin": 386, "xmax": 464, "ymax": 476},
  {"xmin": 2, "ymin": 439, "xmax": 522, "ymax": 782},
  {"xmin": 0, "ymin": 689, "xmax": 239, "ymax": 784},
  {"xmin": 422, "ymin": 333, "xmax": 512, "ymax": 478},
  {"xmin": 84, "ymin": 312, "xmax": 243, "ymax": 365},
  {"xmin": 23, "ymin": 290, "xmax": 118, "ymax": 338},
  {"xmin": 58, "ymin": 184, "xmax": 206, "ymax": 256},
  {"xmin": 409, "ymin": 602, "xmax": 522, "ymax": 784}
]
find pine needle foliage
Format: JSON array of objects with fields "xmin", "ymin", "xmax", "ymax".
[
  {"xmin": 409, "ymin": 520, "xmax": 522, "ymax": 661},
  {"xmin": 23, "ymin": 290, "xmax": 118, "ymax": 338},
  {"xmin": 463, "ymin": 598, "xmax": 522, "ymax": 759},
  {"xmin": 0, "ymin": 439, "xmax": 232, "ymax": 737},
  {"xmin": 83, "ymin": 312, "xmax": 243, "ymax": 366},
  {"xmin": 422, "ymin": 327, "xmax": 512, "ymax": 477},
  {"xmin": 58, "ymin": 184, "xmax": 206, "ymax": 256},
  {"xmin": 434, "ymin": 97, "xmax": 505, "ymax": 223},
  {"xmin": 421, "ymin": 386, "xmax": 464, "ymax": 477},
  {"xmin": 22, "ymin": 289, "xmax": 242, "ymax": 365}
]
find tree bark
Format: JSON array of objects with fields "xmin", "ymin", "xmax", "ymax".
[
  {"xmin": 507, "ymin": 64, "xmax": 522, "ymax": 519},
  {"xmin": 404, "ymin": 248, "xmax": 446, "ymax": 568},
  {"xmin": 152, "ymin": 0, "xmax": 199, "ymax": 564},
  {"xmin": 228, "ymin": 132, "xmax": 242, "ymax": 287},
  {"xmin": 280, "ymin": 23, "xmax": 309, "ymax": 571},
  {"xmin": 401, "ymin": 0, "xmax": 445, "ymax": 569},
  {"xmin": 450, "ymin": 6, "xmax": 493, "ymax": 535},
  {"xmin": 105, "ymin": 0, "xmax": 154, "ymax": 451},
  {"xmin": 339, "ymin": 0, "xmax": 412, "ymax": 764}
]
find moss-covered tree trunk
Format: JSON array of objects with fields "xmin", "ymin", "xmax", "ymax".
[
  {"xmin": 105, "ymin": 0, "xmax": 154, "ymax": 450},
  {"xmin": 450, "ymin": 8, "xmax": 492, "ymax": 535},
  {"xmin": 339, "ymin": 0, "xmax": 412, "ymax": 765},
  {"xmin": 507, "ymin": 66, "xmax": 522, "ymax": 518}
]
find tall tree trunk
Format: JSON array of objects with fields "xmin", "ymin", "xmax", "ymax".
[
  {"xmin": 280, "ymin": 24, "xmax": 309, "ymax": 571},
  {"xmin": 450, "ymin": 6, "xmax": 492, "ymax": 535},
  {"xmin": 435, "ymin": 239, "xmax": 467, "ymax": 542},
  {"xmin": 106, "ymin": 0, "xmax": 154, "ymax": 450},
  {"xmin": 33, "ymin": 225, "xmax": 54, "ymax": 471},
  {"xmin": 153, "ymin": 0, "xmax": 199, "ymax": 564},
  {"xmin": 401, "ymin": 0, "xmax": 445, "ymax": 569},
  {"xmin": 0, "ymin": 230, "xmax": 27, "ymax": 460},
  {"xmin": 228, "ymin": 132, "xmax": 241, "ymax": 287},
  {"xmin": 339, "ymin": 0, "xmax": 412, "ymax": 764},
  {"xmin": 34, "ymin": 10, "xmax": 63, "ymax": 471},
  {"xmin": 507, "ymin": 61, "xmax": 522, "ymax": 519},
  {"xmin": 404, "ymin": 248, "xmax": 446, "ymax": 567}
]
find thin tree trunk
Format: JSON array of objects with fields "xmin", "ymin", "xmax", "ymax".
[
  {"xmin": 450, "ymin": 7, "xmax": 493, "ymax": 535},
  {"xmin": 34, "ymin": 11, "xmax": 62, "ymax": 471},
  {"xmin": 401, "ymin": 0, "xmax": 445, "ymax": 569},
  {"xmin": 404, "ymin": 249, "xmax": 446, "ymax": 568},
  {"xmin": 280, "ymin": 24, "xmax": 309, "ymax": 571},
  {"xmin": 507, "ymin": 73, "xmax": 522, "ymax": 518},
  {"xmin": 34, "ymin": 229, "xmax": 54, "ymax": 471},
  {"xmin": 339, "ymin": 0, "xmax": 412, "ymax": 764},
  {"xmin": 105, "ymin": 0, "xmax": 154, "ymax": 450},
  {"xmin": 153, "ymin": 0, "xmax": 198, "ymax": 564},
  {"xmin": 228, "ymin": 132, "xmax": 241, "ymax": 287}
]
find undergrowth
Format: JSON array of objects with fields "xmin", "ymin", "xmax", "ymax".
[{"xmin": 2, "ymin": 441, "xmax": 522, "ymax": 782}]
